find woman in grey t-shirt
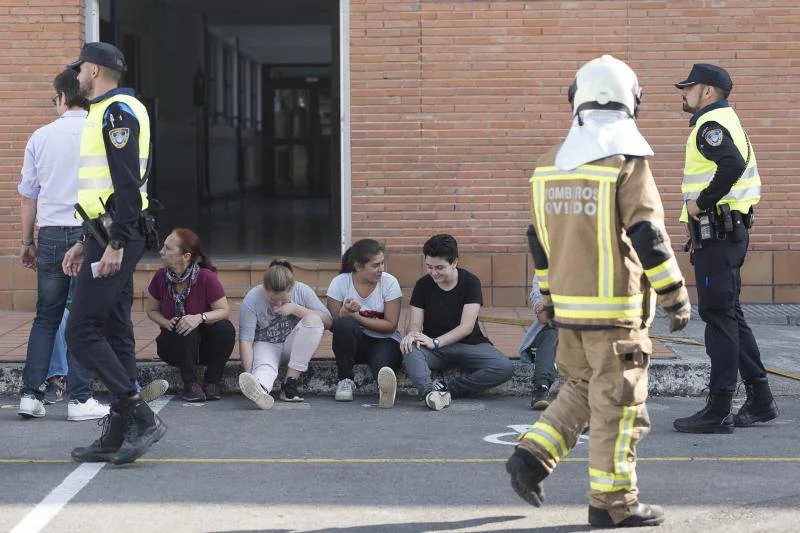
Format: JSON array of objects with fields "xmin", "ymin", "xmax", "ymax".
[{"xmin": 238, "ymin": 260, "xmax": 332, "ymax": 409}]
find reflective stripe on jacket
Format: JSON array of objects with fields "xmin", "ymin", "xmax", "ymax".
[
  {"xmin": 680, "ymin": 106, "xmax": 760, "ymax": 223},
  {"xmin": 77, "ymin": 94, "xmax": 150, "ymax": 219}
]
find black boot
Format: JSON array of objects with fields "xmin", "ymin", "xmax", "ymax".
[
  {"xmin": 111, "ymin": 395, "xmax": 167, "ymax": 465},
  {"xmin": 71, "ymin": 406, "xmax": 126, "ymax": 462},
  {"xmin": 505, "ymin": 447, "xmax": 548, "ymax": 507},
  {"xmin": 735, "ymin": 377, "xmax": 778, "ymax": 427},
  {"xmin": 673, "ymin": 389, "xmax": 734, "ymax": 434},
  {"xmin": 588, "ymin": 503, "xmax": 666, "ymax": 528}
]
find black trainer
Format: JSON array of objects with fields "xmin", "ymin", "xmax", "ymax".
[
  {"xmin": 734, "ymin": 377, "xmax": 778, "ymax": 427},
  {"xmin": 505, "ymin": 447, "xmax": 548, "ymax": 507},
  {"xmin": 71, "ymin": 407, "xmax": 126, "ymax": 462},
  {"xmin": 111, "ymin": 396, "xmax": 167, "ymax": 465},
  {"xmin": 588, "ymin": 503, "xmax": 666, "ymax": 528},
  {"xmin": 531, "ymin": 383, "xmax": 553, "ymax": 410},
  {"xmin": 279, "ymin": 377, "xmax": 304, "ymax": 402},
  {"xmin": 673, "ymin": 389, "xmax": 734, "ymax": 434}
]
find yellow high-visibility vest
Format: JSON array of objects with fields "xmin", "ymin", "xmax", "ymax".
[
  {"xmin": 77, "ymin": 93, "xmax": 150, "ymax": 219},
  {"xmin": 680, "ymin": 106, "xmax": 760, "ymax": 223}
]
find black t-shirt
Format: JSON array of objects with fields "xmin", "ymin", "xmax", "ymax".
[{"xmin": 409, "ymin": 268, "xmax": 490, "ymax": 345}]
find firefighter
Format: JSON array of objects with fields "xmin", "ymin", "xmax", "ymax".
[
  {"xmin": 672, "ymin": 64, "xmax": 778, "ymax": 434},
  {"xmin": 505, "ymin": 55, "xmax": 691, "ymax": 528}
]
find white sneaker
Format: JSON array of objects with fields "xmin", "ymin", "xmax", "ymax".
[
  {"xmin": 335, "ymin": 378, "xmax": 355, "ymax": 402},
  {"xmin": 18, "ymin": 394, "xmax": 46, "ymax": 418},
  {"xmin": 141, "ymin": 379, "xmax": 169, "ymax": 403},
  {"xmin": 377, "ymin": 367, "xmax": 396, "ymax": 409},
  {"xmin": 67, "ymin": 397, "xmax": 110, "ymax": 421},
  {"xmin": 239, "ymin": 372, "xmax": 274, "ymax": 410},
  {"xmin": 425, "ymin": 390, "xmax": 451, "ymax": 411}
]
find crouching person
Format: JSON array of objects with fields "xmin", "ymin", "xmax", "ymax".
[
  {"xmin": 238, "ymin": 260, "xmax": 332, "ymax": 409},
  {"xmin": 401, "ymin": 234, "xmax": 514, "ymax": 410},
  {"xmin": 146, "ymin": 229, "xmax": 235, "ymax": 402}
]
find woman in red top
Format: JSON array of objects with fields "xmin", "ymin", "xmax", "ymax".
[{"xmin": 146, "ymin": 228, "xmax": 235, "ymax": 402}]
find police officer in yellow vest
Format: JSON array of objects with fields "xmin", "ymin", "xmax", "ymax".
[
  {"xmin": 61, "ymin": 42, "xmax": 166, "ymax": 465},
  {"xmin": 505, "ymin": 55, "xmax": 691, "ymax": 528},
  {"xmin": 672, "ymin": 64, "xmax": 778, "ymax": 434}
]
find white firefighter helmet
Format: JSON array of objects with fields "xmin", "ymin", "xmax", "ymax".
[{"xmin": 568, "ymin": 55, "xmax": 642, "ymax": 118}]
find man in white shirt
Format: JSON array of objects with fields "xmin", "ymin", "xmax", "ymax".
[{"xmin": 17, "ymin": 69, "xmax": 108, "ymax": 421}]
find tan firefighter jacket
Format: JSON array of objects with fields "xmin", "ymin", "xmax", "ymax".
[{"xmin": 528, "ymin": 144, "xmax": 688, "ymax": 329}]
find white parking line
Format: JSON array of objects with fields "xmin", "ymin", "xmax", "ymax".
[{"xmin": 10, "ymin": 395, "xmax": 172, "ymax": 533}]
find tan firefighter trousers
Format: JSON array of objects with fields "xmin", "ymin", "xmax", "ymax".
[{"xmin": 517, "ymin": 326, "xmax": 652, "ymax": 524}]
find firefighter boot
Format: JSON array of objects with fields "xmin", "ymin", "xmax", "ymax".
[
  {"xmin": 71, "ymin": 405, "xmax": 126, "ymax": 462},
  {"xmin": 673, "ymin": 389, "xmax": 734, "ymax": 434},
  {"xmin": 505, "ymin": 447, "xmax": 548, "ymax": 507},
  {"xmin": 588, "ymin": 503, "xmax": 666, "ymax": 528},
  {"xmin": 734, "ymin": 377, "xmax": 778, "ymax": 427},
  {"xmin": 111, "ymin": 395, "xmax": 167, "ymax": 465}
]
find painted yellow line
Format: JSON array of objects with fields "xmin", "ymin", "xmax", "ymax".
[{"xmin": 1, "ymin": 457, "xmax": 799, "ymax": 464}]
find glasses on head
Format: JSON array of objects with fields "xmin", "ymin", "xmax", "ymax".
[{"xmin": 51, "ymin": 95, "xmax": 59, "ymax": 106}]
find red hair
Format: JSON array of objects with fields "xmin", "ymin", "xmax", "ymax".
[{"xmin": 172, "ymin": 228, "xmax": 216, "ymax": 272}]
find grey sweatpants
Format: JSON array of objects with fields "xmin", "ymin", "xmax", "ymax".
[{"xmin": 403, "ymin": 341, "xmax": 514, "ymax": 397}]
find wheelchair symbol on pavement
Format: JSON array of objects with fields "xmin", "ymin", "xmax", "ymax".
[{"xmin": 483, "ymin": 424, "xmax": 589, "ymax": 446}]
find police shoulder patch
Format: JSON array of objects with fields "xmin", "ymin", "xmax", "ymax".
[
  {"xmin": 704, "ymin": 128, "xmax": 723, "ymax": 147},
  {"xmin": 109, "ymin": 127, "xmax": 130, "ymax": 149}
]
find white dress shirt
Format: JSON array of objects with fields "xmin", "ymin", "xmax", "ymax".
[{"xmin": 18, "ymin": 110, "xmax": 87, "ymax": 227}]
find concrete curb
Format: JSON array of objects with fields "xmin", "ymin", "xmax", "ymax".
[{"xmin": 0, "ymin": 359, "xmax": 711, "ymax": 397}]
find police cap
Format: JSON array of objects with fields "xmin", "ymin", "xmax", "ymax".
[
  {"xmin": 67, "ymin": 42, "xmax": 127, "ymax": 73},
  {"xmin": 674, "ymin": 63, "xmax": 732, "ymax": 91}
]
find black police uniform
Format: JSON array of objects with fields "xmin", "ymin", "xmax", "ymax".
[
  {"xmin": 673, "ymin": 64, "xmax": 778, "ymax": 434},
  {"xmin": 64, "ymin": 42, "xmax": 165, "ymax": 465},
  {"xmin": 688, "ymin": 99, "xmax": 767, "ymax": 391},
  {"xmin": 67, "ymin": 89, "xmax": 147, "ymax": 399}
]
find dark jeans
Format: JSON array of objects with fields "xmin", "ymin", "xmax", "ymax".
[
  {"xmin": 21, "ymin": 226, "xmax": 94, "ymax": 402},
  {"xmin": 694, "ymin": 230, "xmax": 766, "ymax": 389},
  {"xmin": 67, "ymin": 236, "xmax": 145, "ymax": 401},
  {"xmin": 530, "ymin": 325, "xmax": 558, "ymax": 387},
  {"xmin": 332, "ymin": 316, "xmax": 402, "ymax": 381},
  {"xmin": 403, "ymin": 341, "xmax": 514, "ymax": 397},
  {"xmin": 156, "ymin": 319, "xmax": 236, "ymax": 386}
]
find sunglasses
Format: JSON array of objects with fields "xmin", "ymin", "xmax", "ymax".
[{"xmin": 51, "ymin": 94, "xmax": 60, "ymax": 106}]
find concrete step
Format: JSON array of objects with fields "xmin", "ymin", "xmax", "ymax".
[{"xmin": 0, "ymin": 358, "xmax": 711, "ymax": 398}]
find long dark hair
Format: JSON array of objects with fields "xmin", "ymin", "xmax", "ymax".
[
  {"xmin": 172, "ymin": 228, "xmax": 215, "ymax": 272},
  {"xmin": 340, "ymin": 239, "xmax": 383, "ymax": 273}
]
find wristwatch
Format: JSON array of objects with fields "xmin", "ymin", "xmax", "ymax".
[
  {"xmin": 201, "ymin": 313, "xmax": 208, "ymax": 324},
  {"xmin": 433, "ymin": 338, "xmax": 440, "ymax": 349},
  {"xmin": 22, "ymin": 238, "xmax": 34, "ymax": 246},
  {"xmin": 108, "ymin": 239, "xmax": 124, "ymax": 250}
]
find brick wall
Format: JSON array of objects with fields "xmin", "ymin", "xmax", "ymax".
[
  {"xmin": 0, "ymin": 1, "xmax": 84, "ymax": 254},
  {"xmin": 349, "ymin": 0, "xmax": 800, "ymax": 302},
  {"xmin": 0, "ymin": 1, "xmax": 798, "ymax": 309}
]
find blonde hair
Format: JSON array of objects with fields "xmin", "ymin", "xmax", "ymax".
[{"xmin": 263, "ymin": 259, "xmax": 294, "ymax": 293}]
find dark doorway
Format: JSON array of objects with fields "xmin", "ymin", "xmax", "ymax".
[{"xmin": 99, "ymin": 0, "xmax": 342, "ymax": 259}]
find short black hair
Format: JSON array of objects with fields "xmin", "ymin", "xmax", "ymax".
[
  {"xmin": 712, "ymin": 86, "xmax": 731, "ymax": 101},
  {"xmin": 100, "ymin": 65, "xmax": 123, "ymax": 85},
  {"xmin": 53, "ymin": 69, "xmax": 88, "ymax": 110},
  {"xmin": 423, "ymin": 234, "xmax": 459, "ymax": 264}
]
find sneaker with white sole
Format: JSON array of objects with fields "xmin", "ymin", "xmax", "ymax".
[
  {"xmin": 67, "ymin": 397, "xmax": 110, "ymax": 421},
  {"xmin": 377, "ymin": 367, "xmax": 396, "ymax": 409},
  {"xmin": 425, "ymin": 390, "xmax": 451, "ymax": 411},
  {"xmin": 43, "ymin": 380, "xmax": 65, "ymax": 405},
  {"xmin": 140, "ymin": 379, "xmax": 169, "ymax": 403},
  {"xmin": 335, "ymin": 378, "xmax": 355, "ymax": 402},
  {"xmin": 239, "ymin": 372, "xmax": 274, "ymax": 410},
  {"xmin": 19, "ymin": 394, "xmax": 46, "ymax": 418}
]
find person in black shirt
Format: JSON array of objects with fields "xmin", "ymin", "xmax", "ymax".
[{"xmin": 400, "ymin": 234, "xmax": 514, "ymax": 410}]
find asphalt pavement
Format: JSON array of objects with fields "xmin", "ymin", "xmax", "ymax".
[{"xmin": 1, "ymin": 389, "xmax": 798, "ymax": 533}]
